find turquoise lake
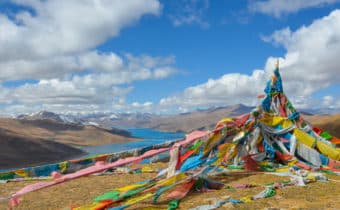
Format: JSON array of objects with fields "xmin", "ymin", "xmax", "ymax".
[{"xmin": 83, "ymin": 128, "xmax": 185, "ymax": 156}]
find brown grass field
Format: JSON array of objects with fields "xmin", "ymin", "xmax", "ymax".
[
  {"xmin": 1, "ymin": 163, "xmax": 340, "ymax": 210},
  {"xmin": 303, "ymin": 113, "xmax": 340, "ymax": 138}
]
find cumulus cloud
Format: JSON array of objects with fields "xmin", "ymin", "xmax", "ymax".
[
  {"xmin": 0, "ymin": 0, "xmax": 183, "ymax": 115},
  {"xmin": 0, "ymin": 0, "xmax": 164, "ymax": 81},
  {"xmin": 249, "ymin": 0, "xmax": 340, "ymax": 17},
  {"xmin": 0, "ymin": 52, "xmax": 178, "ymax": 115},
  {"xmin": 160, "ymin": 9, "xmax": 340, "ymax": 111},
  {"xmin": 160, "ymin": 70, "xmax": 267, "ymax": 108},
  {"xmin": 131, "ymin": 102, "xmax": 154, "ymax": 112},
  {"xmin": 322, "ymin": 95, "xmax": 335, "ymax": 107},
  {"xmin": 0, "ymin": 0, "xmax": 161, "ymax": 60},
  {"xmin": 264, "ymin": 10, "xmax": 340, "ymax": 95},
  {"xmin": 336, "ymin": 99, "xmax": 340, "ymax": 109},
  {"xmin": 0, "ymin": 51, "xmax": 122, "ymax": 81}
]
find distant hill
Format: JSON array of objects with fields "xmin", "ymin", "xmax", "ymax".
[
  {"xmin": 301, "ymin": 108, "xmax": 340, "ymax": 115},
  {"xmin": 84, "ymin": 112, "xmax": 157, "ymax": 129},
  {"xmin": 100, "ymin": 105, "xmax": 339, "ymax": 135},
  {"xmin": 0, "ymin": 118, "xmax": 135, "ymax": 147},
  {"xmin": 148, "ymin": 106, "xmax": 339, "ymax": 135},
  {"xmin": 303, "ymin": 113, "xmax": 340, "ymax": 137},
  {"xmin": 0, "ymin": 130, "xmax": 85, "ymax": 169},
  {"xmin": 75, "ymin": 104, "xmax": 254, "ymax": 132},
  {"xmin": 18, "ymin": 110, "xmax": 64, "ymax": 122},
  {"xmin": 138, "ymin": 104, "xmax": 254, "ymax": 133},
  {"xmin": 17, "ymin": 110, "xmax": 85, "ymax": 124},
  {"xmin": 12, "ymin": 106, "xmax": 340, "ymax": 136},
  {"xmin": 0, "ymin": 117, "xmax": 137, "ymax": 169}
]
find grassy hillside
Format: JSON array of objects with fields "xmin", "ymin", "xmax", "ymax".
[{"xmin": 303, "ymin": 113, "xmax": 340, "ymax": 137}]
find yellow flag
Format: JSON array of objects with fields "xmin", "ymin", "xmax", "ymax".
[
  {"xmin": 72, "ymin": 203, "xmax": 99, "ymax": 210},
  {"xmin": 59, "ymin": 161, "xmax": 68, "ymax": 173},
  {"xmin": 14, "ymin": 169, "xmax": 28, "ymax": 177},
  {"xmin": 275, "ymin": 166, "xmax": 290, "ymax": 172},
  {"xmin": 204, "ymin": 132, "xmax": 222, "ymax": 155},
  {"xmin": 115, "ymin": 183, "xmax": 146, "ymax": 193},
  {"xmin": 157, "ymin": 173, "xmax": 187, "ymax": 187},
  {"xmin": 260, "ymin": 115, "xmax": 293, "ymax": 128},
  {"xmin": 316, "ymin": 141, "xmax": 340, "ymax": 160},
  {"xmin": 293, "ymin": 128, "xmax": 316, "ymax": 148},
  {"xmin": 124, "ymin": 193, "xmax": 154, "ymax": 206}
]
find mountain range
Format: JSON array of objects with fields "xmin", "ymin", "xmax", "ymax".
[{"xmin": 15, "ymin": 104, "xmax": 340, "ymax": 135}]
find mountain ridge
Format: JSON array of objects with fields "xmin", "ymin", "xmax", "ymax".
[{"xmin": 13, "ymin": 105, "xmax": 340, "ymax": 134}]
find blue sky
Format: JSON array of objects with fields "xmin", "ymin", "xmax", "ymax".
[{"xmin": 0, "ymin": 0, "xmax": 339, "ymax": 115}]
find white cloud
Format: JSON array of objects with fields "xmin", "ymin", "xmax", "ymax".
[
  {"xmin": 0, "ymin": 1, "xmax": 183, "ymax": 115},
  {"xmin": 0, "ymin": 51, "xmax": 124, "ymax": 81},
  {"xmin": 0, "ymin": 52, "xmax": 178, "ymax": 115},
  {"xmin": 264, "ymin": 10, "xmax": 340, "ymax": 94},
  {"xmin": 336, "ymin": 99, "xmax": 340, "ymax": 109},
  {"xmin": 321, "ymin": 94, "xmax": 340, "ymax": 110},
  {"xmin": 249, "ymin": 0, "xmax": 340, "ymax": 17},
  {"xmin": 322, "ymin": 95, "xmax": 335, "ymax": 108},
  {"xmin": 169, "ymin": 0, "xmax": 209, "ymax": 28},
  {"xmin": 160, "ymin": 70, "xmax": 267, "ymax": 108},
  {"xmin": 0, "ymin": 0, "xmax": 163, "ymax": 81},
  {"xmin": 0, "ymin": 103, "xmax": 107, "ymax": 116},
  {"xmin": 0, "ymin": 0, "xmax": 161, "ymax": 60},
  {"xmin": 160, "ymin": 9, "xmax": 340, "ymax": 111},
  {"xmin": 131, "ymin": 101, "xmax": 153, "ymax": 110}
]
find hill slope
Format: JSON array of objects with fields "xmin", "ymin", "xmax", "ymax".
[
  {"xmin": 149, "ymin": 104, "xmax": 253, "ymax": 132},
  {"xmin": 303, "ymin": 113, "xmax": 340, "ymax": 137},
  {"xmin": 0, "ymin": 118, "xmax": 136, "ymax": 147},
  {"xmin": 0, "ymin": 130, "xmax": 85, "ymax": 169},
  {"xmin": 0, "ymin": 118, "xmax": 137, "ymax": 169},
  {"xmin": 109, "ymin": 104, "xmax": 254, "ymax": 133}
]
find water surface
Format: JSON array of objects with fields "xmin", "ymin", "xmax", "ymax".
[{"xmin": 83, "ymin": 128, "xmax": 184, "ymax": 156}]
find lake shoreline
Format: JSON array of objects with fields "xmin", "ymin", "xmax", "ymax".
[
  {"xmin": 82, "ymin": 128, "xmax": 185, "ymax": 156},
  {"xmin": 0, "ymin": 128, "xmax": 184, "ymax": 172}
]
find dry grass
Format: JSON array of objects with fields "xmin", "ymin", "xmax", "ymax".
[
  {"xmin": 303, "ymin": 114, "xmax": 340, "ymax": 137},
  {"xmin": 1, "ymin": 163, "xmax": 340, "ymax": 210}
]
